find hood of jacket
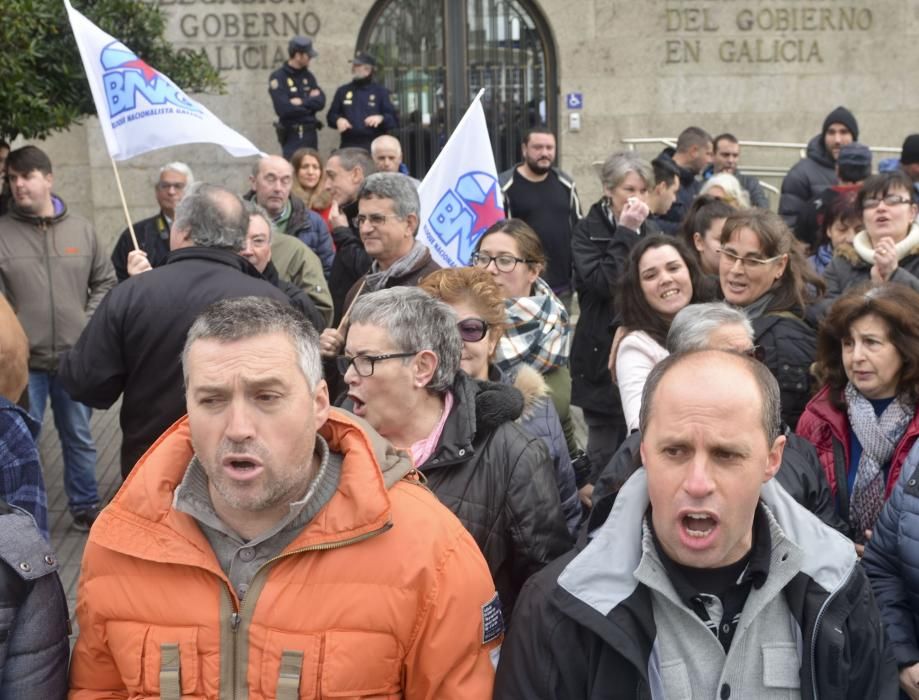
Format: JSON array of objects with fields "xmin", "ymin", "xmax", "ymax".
[
  {"xmin": 806, "ymin": 133, "xmax": 837, "ymax": 170},
  {"xmin": 89, "ymin": 408, "xmax": 415, "ymax": 569},
  {"xmin": 657, "ymin": 147, "xmax": 697, "ymax": 187},
  {"xmin": 423, "ymin": 372, "xmax": 524, "ymax": 469},
  {"xmin": 559, "ymin": 466, "xmax": 857, "ymax": 620},
  {"xmin": 9, "ymin": 193, "xmax": 67, "ymax": 226}
]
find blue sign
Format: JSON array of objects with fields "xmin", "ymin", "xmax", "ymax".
[{"xmin": 566, "ymin": 92, "xmax": 583, "ymax": 109}]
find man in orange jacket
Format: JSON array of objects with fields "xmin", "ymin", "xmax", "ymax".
[{"xmin": 69, "ymin": 297, "xmax": 502, "ymax": 699}]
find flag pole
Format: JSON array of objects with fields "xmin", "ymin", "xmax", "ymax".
[{"xmin": 109, "ymin": 157, "xmax": 139, "ymax": 251}]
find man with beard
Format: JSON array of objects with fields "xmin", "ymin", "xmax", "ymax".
[{"xmin": 499, "ymin": 127, "xmax": 582, "ymax": 304}]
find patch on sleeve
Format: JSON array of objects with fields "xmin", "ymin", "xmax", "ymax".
[
  {"xmin": 269, "ymin": 78, "xmax": 279, "ymax": 90},
  {"xmin": 481, "ymin": 592, "xmax": 504, "ymax": 644}
]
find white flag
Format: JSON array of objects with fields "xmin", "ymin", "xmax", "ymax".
[
  {"xmin": 64, "ymin": 0, "xmax": 260, "ymax": 160},
  {"xmin": 418, "ymin": 92, "xmax": 503, "ymax": 268}
]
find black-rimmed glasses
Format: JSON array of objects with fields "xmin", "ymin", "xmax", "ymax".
[
  {"xmin": 470, "ymin": 252, "xmax": 534, "ymax": 273},
  {"xmin": 336, "ymin": 352, "xmax": 417, "ymax": 377}
]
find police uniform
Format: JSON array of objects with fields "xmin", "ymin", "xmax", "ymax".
[
  {"xmin": 326, "ymin": 52, "xmax": 399, "ymax": 151},
  {"xmin": 269, "ymin": 37, "xmax": 325, "ymax": 159}
]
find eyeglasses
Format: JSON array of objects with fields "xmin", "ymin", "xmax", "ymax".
[
  {"xmin": 353, "ymin": 213, "xmax": 402, "ymax": 228},
  {"xmin": 336, "ymin": 352, "xmax": 417, "ymax": 377},
  {"xmin": 862, "ymin": 194, "xmax": 914, "ymax": 210},
  {"xmin": 457, "ymin": 318, "xmax": 489, "ymax": 343},
  {"xmin": 470, "ymin": 253, "xmax": 535, "ymax": 273},
  {"xmin": 157, "ymin": 182, "xmax": 186, "ymax": 192},
  {"xmin": 742, "ymin": 345, "xmax": 766, "ymax": 363},
  {"xmin": 719, "ymin": 248, "xmax": 784, "ymax": 269}
]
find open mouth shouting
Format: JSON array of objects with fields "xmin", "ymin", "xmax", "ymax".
[{"xmin": 679, "ymin": 510, "xmax": 720, "ymax": 549}]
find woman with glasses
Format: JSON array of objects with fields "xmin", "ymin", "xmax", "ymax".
[
  {"xmin": 290, "ymin": 148, "xmax": 333, "ymax": 226},
  {"xmin": 339, "ymin": 287, "xmax": 572, "ymax": 621},
  {"xmin": 614, "ymin": 235, "xmax": 707, "ymax": 432},
  {"xmin": 419, "ymin": 267, "xmax": 582, "ymax": 534},
  {"xmin": 568, "ymin": 152, "xmax": 658, "ymax": 479},
  {"xmin": 471, "ymin": 219, "xmax": 581, "ymax": 463},
  {"xmin": 798, "ymin": 283, "xmax": 919, "ymax": 555},
  {"xmin": 819, "ymin": 171, "xmax": 919, "ymax": 308},
  {"xmin": 719, "ymin": 208, "xmax": 824, "ymax": 427}
]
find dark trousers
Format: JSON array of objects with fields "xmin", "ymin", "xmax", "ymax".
[{"xmin": 281, "ymin": 125, "xmax": 318, "ymax": 160}]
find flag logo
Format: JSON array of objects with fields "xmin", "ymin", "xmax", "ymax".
[
  {"xmin": 101, "ymin": 42, "xmax": 201, "ymax": 120},
  {"xmin": 427, "ymin": 172, "xmax": 503, "ymax": 266}
]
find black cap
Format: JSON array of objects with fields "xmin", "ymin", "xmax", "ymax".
[
  {"xmin": 289, "ymin": 36, "xmax": 318, "ymax": 58},
  {"xmin": 822, "ymin": 106, "xmax": 859, "ymax": 141},
  {"xmin": 902, "ymin": 134, "xmax": 919, "ymax": 166},
  {"xmin": 351, "ymin": 51, "xmax": 377, "ymax": 67}
]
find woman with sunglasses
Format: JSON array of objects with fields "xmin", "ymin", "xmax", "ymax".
[
  {"xmin": 471, "ymin": 219, "xmax": 580, "ymax": 461},
  {"xmin": 799, "ymin": 283, "xmax": 919, "ymax": 557},
  {"xmin": 719, "ymin": 208, "xmax": 824, "ymax": 427},
  {"xmin": 818, "ymin": 172, "xmax": 919, "ymax": 310},
  {"xmin": 419, "ymin": 267, "xmax": 582, "ymax": 534},
  {"xmin": 614, "ymin": 235, "xmax": 707, "ymax": 432},
  {"xmin": 340, "ymin": 287, "xmax": 572, "ymax": 622}
]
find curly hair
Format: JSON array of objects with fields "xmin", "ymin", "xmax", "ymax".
[
  {"xmin": 815, "ymin": 282, "xmax": 919, "ymax": 408},
  {"xmin": 418, "ymin": 267, "xmax": 507, "ymax": 340},
  {"xmin": 617, "ymin": 235, "xmax": 706, "ymax": 346}
]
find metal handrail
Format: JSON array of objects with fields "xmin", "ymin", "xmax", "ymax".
[{"xmin": 621, "ymin": 136, "xmax": 901, "ymax": 156}]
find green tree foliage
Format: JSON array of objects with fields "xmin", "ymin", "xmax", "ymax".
[{"xmin": 0, "ymin": 0, "xmax": 223, "ymax": 141}]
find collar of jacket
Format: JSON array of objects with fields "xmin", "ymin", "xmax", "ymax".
[
  {"xmin": 847, "ymin": 222, "xmax": 919, "ymax": 265},
  {"xmin": 557, "ymin": 467, "xmax": 857, "ymax": 622},
  {"xmin": 85, "ymin": 408, "xmax": 414, "ymax": 574},
  {"xmin": 420, "ymin": 371, "xmax": 524, "ymax": 470},
  {"xmin": 499, "ymin": 165, "xmax": 576, "ymax": 192},
  {"xmin": 164, "ymin": 246, "xmax": 262, "ymax": 278},
  {"xmin": 10, "ymin": 193, "xmax": 67, "ymax": 226},
  {"xmin": 805, "ymin": 133, "xmax": 837, "ymax": 169}
]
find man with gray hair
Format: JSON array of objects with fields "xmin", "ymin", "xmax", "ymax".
[
  {"xmin": 496, "ymin": 349, "xmax": 894, "ymax": 698},
  {"xmin": 319, "ymin": 172, "xmax": 440, "ymax": 361},
  {"xmin": 60, "ymin": 184, "xmax": 290, "ymax": 478},
  {"xmin": 111, "ymin": 161, "xmax": 194, "ymax": 281},
  {"xmin": 590, "ymin": 301, "xmax": 842, "ymax": 530},
  {"xmin": 69, "ymin": 296, "xmax": 502, "ymax": 696}
]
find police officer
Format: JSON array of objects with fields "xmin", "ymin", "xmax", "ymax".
[
  {"xmin": 326, "ymin": 51, "xmax": 399, "ymax": 152},
  {"xmin": 269, "ymin": 36, "xmax": 325, "ymax": 159}
]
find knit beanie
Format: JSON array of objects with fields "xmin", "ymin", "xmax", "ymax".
[
  {"xmin": 902, "ymin": 134, "xmax": 919, "ymax": 166},
  {"xmin": 822, "ymin": 106, "xmax": 859, "ymax": 141}
]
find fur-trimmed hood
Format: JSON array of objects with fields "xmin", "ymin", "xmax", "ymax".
[
  {"xmin": 835, "ymin": 222, "xmax": 919, "ymax": 267},
  {"xmin": 511, "ymin": 365, "xmax": 551, "ymax": 423}
]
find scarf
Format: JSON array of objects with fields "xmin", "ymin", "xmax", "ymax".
[
  {"xmin": 809, "ymin": 243, "xmax": 834, "ymax": 276},
  {"xmin": 496, "ymin": 277, "xmax": 571, "ymax": 374},
  {"xmin": 363, "ymin": 239, "xmax": 429, "ymax": 293},
  {"xmin": 851, "ymin": 222, "xmax": 919, "ymax": 265},
  {"xmin": 845, "ymin": 382, "xmax": 914, "ymax": 541},
  {"xmin": 738, "ymin": 292, "xmax": 774, "ymax": 321}
]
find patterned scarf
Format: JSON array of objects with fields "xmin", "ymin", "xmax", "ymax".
[
  {"xmin": 845, "ymin": 382, "xmax": 914, "ymax": 542},
  {"xmin": 496, "ymin": 277, "xmax": 571, "ymax": 374}
]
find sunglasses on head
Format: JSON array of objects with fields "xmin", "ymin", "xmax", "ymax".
[{"xmin": 457, "ymin": 318, "xmax": 489, "ymax": 343}]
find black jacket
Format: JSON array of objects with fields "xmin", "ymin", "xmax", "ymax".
[
  {"xmin": 262, "ymin": 260, "xmax": 326, "ymax": 332},
  {"xmin": 0, "ymin": 500, "xmax": 69, "ymax": 698},
  {"xmin": 328, "ymin": 200, "xmax": 369, "ymax": 323},
  {"xmin": 590, "ymin": 428, "xmax": 846, "ymax": 535},
  {"xmin": 495, "ymin": 470, "xmax": 896, "ymax": 700},
  {"xmin": 326, "ymin": 79, "xmax": 398, "ymax": 151},
  {"xmin": 110, "ymin": 212, "xmax": 171, "ymax": 282},
  {"xmin": 570, "ymin": 200, "xmax": 654, "ymax": 417},
  {"xmin": 753, "ymin": 311, "xmax": 817, "ymax": 429},
  {"xmin": 58, "ymin": 247, "xmax": 290, "ymax": 476},
  {"xmin": 268, "ymin": 63, "xmax": 325, "ymax": 128},
  {"xmin": 779, "ymin": 134, "xmax": 838, "ymax": 230},
  {"xmin": 652, "ymin": 147, "xmax": 702, "ymax": 234},
  {"xmin": 419, "ymin": 373, "xmax": 573, "ymax": 622}
]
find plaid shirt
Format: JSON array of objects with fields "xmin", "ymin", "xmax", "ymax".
[{"xmin": 0, "ymin": 398, "xmax": 49, "ymax": 539}]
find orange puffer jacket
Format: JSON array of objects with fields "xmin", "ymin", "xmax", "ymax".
[{"xmin": 69, "ymin": 409, "xmax": 501, "ymax": 699}]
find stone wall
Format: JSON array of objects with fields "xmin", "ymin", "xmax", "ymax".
[{"xmin": 21, "ymin": 0, "xmax": 919, "ymax": 248}]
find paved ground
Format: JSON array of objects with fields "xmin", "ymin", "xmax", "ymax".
[{"xmin": 43, "ymin": 398, "xmax": 588, "ymax": 635}]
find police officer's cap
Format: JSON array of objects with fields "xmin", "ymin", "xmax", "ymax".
[
  {"xmin": 289, "ymin": 36, "xmax": 318, "ymax": 58},
  {"xmin": 350, "ymin": 51, "xmax": 378, "ymax": 68}
]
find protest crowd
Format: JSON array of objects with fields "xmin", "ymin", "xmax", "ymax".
[{"xmin": 5, "ymin": 22, "xmax": 919, "ymax": 699}]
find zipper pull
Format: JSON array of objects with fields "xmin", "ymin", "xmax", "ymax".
[{"xmin": 231, "ymin": 612, "xmax": 240, "ymax": 631}]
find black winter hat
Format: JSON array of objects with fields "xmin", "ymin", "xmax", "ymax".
[
  {"xmin": 822, "ymin": 106, "xmax": 859, "ymax": 141},
  {"xmin": 902, "ymin": 134, "xmax": 919, "ymax": 165}
]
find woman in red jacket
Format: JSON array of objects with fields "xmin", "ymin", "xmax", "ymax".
[{"xmin": 797, "ymin": 282, "xmax": 919, "ymax": 551}]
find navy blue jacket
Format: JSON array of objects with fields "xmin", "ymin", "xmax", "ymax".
[
  {"xmin": 268, "ymin": 63, "xmax": 325, "ymax": 128},
  {"xmin": 326, "ymin": 79, "xmax": 399, "ymax": 150},
  {"xmin": 652, "ymin": 147, "xmax": 703, "ymax": 234}
]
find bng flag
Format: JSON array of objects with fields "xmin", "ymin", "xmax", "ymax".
[
  {"xmin": 64, "ymin": 0, "xmax": 261, "ymax": 160},
  {"xmin": 418, "ymin": 91, "xmax": 504, "ymax": 268}
]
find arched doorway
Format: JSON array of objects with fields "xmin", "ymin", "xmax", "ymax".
[{"xmin": 358, "ymin": 0, "xmax": 558, "ymax": 177}]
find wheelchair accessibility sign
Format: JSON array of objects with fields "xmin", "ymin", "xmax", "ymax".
[{"xmin": 566, "ymin": 92, "xmax": 583, "ymax": 109}]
